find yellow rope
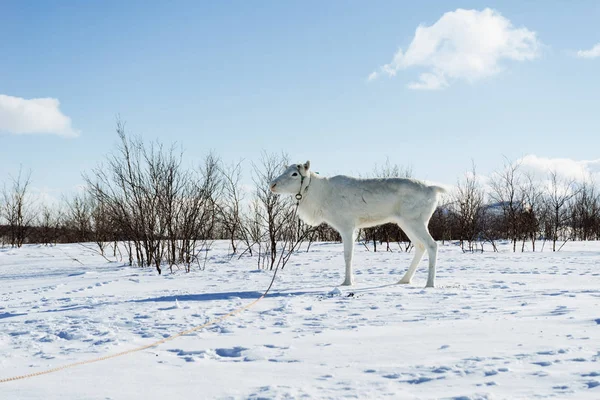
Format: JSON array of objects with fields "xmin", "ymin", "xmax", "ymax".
[{"xmin": 0, "ymin": 293, "xmax": 266, "ymax": 383}]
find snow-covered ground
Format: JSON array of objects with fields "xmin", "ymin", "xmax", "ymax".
[{"xmin": 1, "ymin": 240, "xmax": 599, "ymax": 399}]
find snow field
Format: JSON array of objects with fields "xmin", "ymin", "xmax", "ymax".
[{"xmin": 1, "ymin": 241, "xmax": 599, "ymax": 399}]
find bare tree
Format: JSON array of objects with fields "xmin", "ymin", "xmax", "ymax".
[
  {"xmin": 36, "ymin": 205, "xmax": 63, "ymax": 246},
  {"xmin": 219, "ymin": 160, "xmax": 247, "ymax": 254},
  {"xmin": 452, "ymin": 162, "xmax": 485, "ymax": 252},
  {"xmin": 244, "ymin": 196, "xmax": 265, "ymax": 262},
  {"xmin": 177, "ymin": 153, "xmax": 222, "ymax": 271},
  {"xmin": 489, "ymin": 158, "xmax": 524, "ymax": 252},
  {"xmin": 428, "ymin": 205, "xmax": 452, "ymax": 244},
  {"xmin": 65, "ymin": 193, "xmax": 93, "ymax": 243},
  {"xmin": 518, "ymin": 173, "xmax": 545, "ymax": 251},
  {"xmin": 252, "ymin": 152, "xmax": 292, "ymax": 270},
  {"xmin": 89, "ymin": 196, "xmax": 114, "ymax": 256},
  {"xmin": 544, "ymin": 170, "xmax": 579, "ymax": 251},
  {"xmin": 570, "ymin": 178, "xmax": 600, "ymax": 241},
  {"xmin": 1, "ymin": 167, "xmax": 35, "ymax": 248},
  {"xmin": 84, "ymin": 120, "xmax": 225, "ymax": 273}
]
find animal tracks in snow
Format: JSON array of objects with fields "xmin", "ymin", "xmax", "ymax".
[
  {"xmin": 1, "ymin": 241, "xmax": 600, "ymax": 399},
  {"xmin": 166, "ymin": 344, "xmax": 293, "ymax": 363}
]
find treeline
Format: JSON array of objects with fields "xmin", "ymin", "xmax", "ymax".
[
  {"xmin": 434, "ymin": 161, "xmax": 599, "ymax": 253},
  {"xmin": 2, "ymin": 127, "xmax": 600, "ymax": 272},
  {"xmin": 0, "ymin": 123, "xmax": 336, "ymax": 273},
  {"xmin": 362, "ymin": 160, "xmax": 599, "ymax": 254}
]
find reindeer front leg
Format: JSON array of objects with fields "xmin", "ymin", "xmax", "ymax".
[{"xmin": 340, "ymin": 229, "xmax": 356, "ymax": 286}]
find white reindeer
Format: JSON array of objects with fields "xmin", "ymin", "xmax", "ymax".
[{"xmin": 270, "ymin": 161, "xmax": 446, "ymax": 288}]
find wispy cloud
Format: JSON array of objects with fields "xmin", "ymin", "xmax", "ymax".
[
  {"xmin": 518, "ymin": 154, "xmax": 600, "ymax": 183},
  {"xmin": 576, "ymin": 43, "xmax": 600, "ymax": 59},
  {"xmin": 0, "ymin": 94, "xmax": 79, "ymax": 137},
  {"xmin": 369, "ymin": 8, "xmax": 541, "ymax": 90}
]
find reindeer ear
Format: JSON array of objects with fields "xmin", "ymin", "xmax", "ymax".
[{"xmin": 304, "ymin": 160, "xmax": 310, "ymax": 171}]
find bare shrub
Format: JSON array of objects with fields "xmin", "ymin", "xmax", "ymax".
[
  {"xmin": 489, "ymin": 159, "xmax": 525, "ymax": 252},
  {"xmin": 543, "ymin": 170, "xmax": 579, "ymax": 251},
  {"xmin": 84, "ymin": 120, "xmax": 222, "ymax": 273},
  {"xmin": 251, "ymin": 152, "xmax": 293, "ymax": 270},
  {"xmin": 36, "ymin": 204, "xmax": 64, "ymax": 246},
  {"xmin": 1, "ymin": 167, "xmax": 35, "ymax": 248},
  {"xmin": 569, "ymin": 178, "xmax": 600, "ymax": 241},
  {"xmin": 218, "ymin": 161, "xmax": 249, "ymax": 254},
  {"xmin": 451, "ymin": 162, "xmax": 486, "ymax": 252}
]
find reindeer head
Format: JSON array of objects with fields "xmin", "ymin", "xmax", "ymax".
[{"xmin": 270, "ymin": 161, "xmax": 311, "ymax": 194}]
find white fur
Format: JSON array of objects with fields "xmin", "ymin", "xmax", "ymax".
[{"xmin": 270, "ymin": 161, "xmax": 446, "ymax": 287}]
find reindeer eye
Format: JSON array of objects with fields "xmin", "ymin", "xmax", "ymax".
[{"xmin": 292, "ymin": 172, "xmax": 298, "ymax": 177}]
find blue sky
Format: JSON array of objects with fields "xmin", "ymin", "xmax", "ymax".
[{"xmin": 1, "ymin": 1, "xmax": 600, "ymax": 201}]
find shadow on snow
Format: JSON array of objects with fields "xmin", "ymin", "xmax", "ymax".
[
  {"xmin": 131, "ymin": 290, "xmax": 321, "ymax": 303},
  {"xmin": 130, "ymin": 282, "xmax": 402, "ymax": 304}
]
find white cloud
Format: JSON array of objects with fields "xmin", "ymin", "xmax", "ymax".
[
  {"xmin": 0, "ymin": 94, "xmax": 79, "ymax": 137},
  {"xmin": 576, "ymin": 43, "xmax": 600, "ymax": 59},
  {"xmin": 369, "ymin": 8, "xmax": 540, "ymax": 90},
  {"xmin": 518, "ymin": 154, "xmax": 600, "ymax": 183},
  {"xmin": 407, "ymin": 72, "xmax": 448, "ymax": 90}
]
